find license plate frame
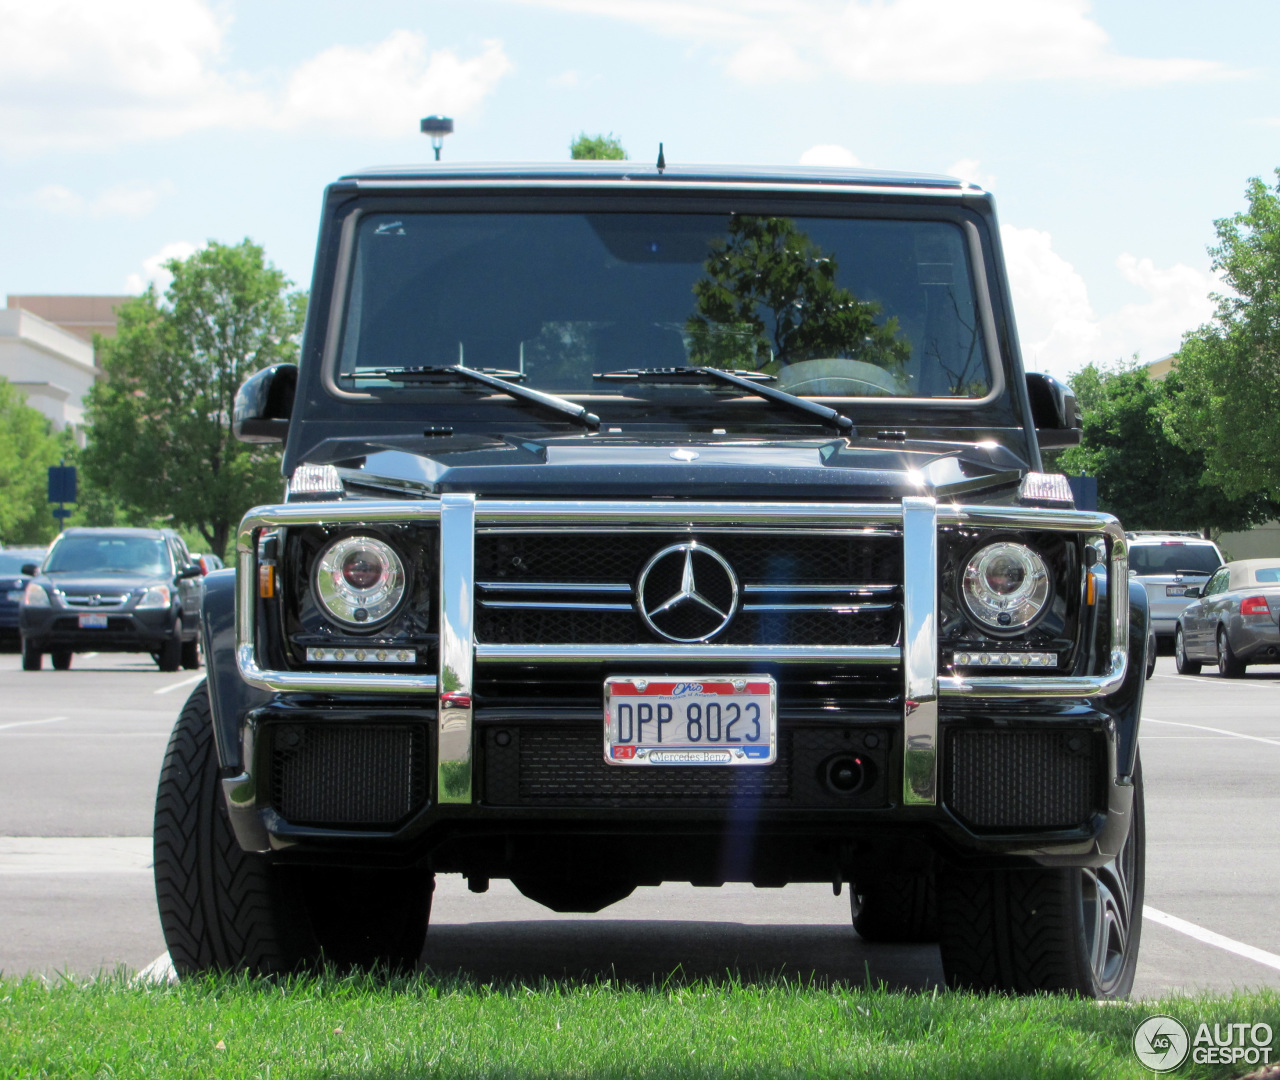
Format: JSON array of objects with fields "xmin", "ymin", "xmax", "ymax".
[
  {"xmin": 78, "ymin": 613, "xmax": 109, "ymax": 628},
  {"xmin": 1166, "ymin": 585, "xmax": 1187, "ymax": 597},
  {"xmin": 603, "ymin": 675, "xmax": 777, "ymax": 766}
]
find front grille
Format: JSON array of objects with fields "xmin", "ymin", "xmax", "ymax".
[
  {"xmin": 268, "ymin": 723, "xmax": 429, "ymax": 827},
  {"xmin": 481, "ymin": 724, "xmax": 890, "ymax": 809},
  {"xmin": 945, "ymin": 728, "xmax": 1102, "ymax": 830},
  {"xmin": 59, "ymin": 593, "xmax": 130, "ymax": 609},
  {"xmin": 475, "ymin": 530, "xmax": 902, "ymax": 646}
]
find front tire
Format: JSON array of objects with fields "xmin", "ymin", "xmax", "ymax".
[
  {"xmin": 938, "ymin": 758, "xmax": 1145, "ymax": 998},
  {"xmin": 21, "ymin": 639, "xmax": 42, "ymax": 671},
  {"xmin": 181, "ymin": 637, "xmax": 200, "ymax": 670},
  {"xmin": 1217, "ymin": 628, "xmax": 1246, "ymax": 678},
  {"xmin": 1174, "ymin": 627, "xmax": 1201, "ymax": 675},
  {"xmin": 156, "ymin": 620, "xmax": 182, "ymax": 672},
  {"xmin": 852, "ymin": 872, "xmax": 938, "ymax": 943},
  {"xmin": 52, "ymin": 650, "xmax": 73, "ymax": 671},
  {"xmin": 153, "ymin": 684, "xmax": 432, "ymax": 975}
]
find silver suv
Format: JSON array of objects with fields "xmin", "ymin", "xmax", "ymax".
[{"xmin": 1128, "ymin": 533, "xmax": 1224, "ymax": 648}]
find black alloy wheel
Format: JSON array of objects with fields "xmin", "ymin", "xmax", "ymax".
[
  {"xmin": 1174, "ymin": 626, "xmax": 1201, "ymax": 675},
  {"xmin": 938, "ymin": 757, "xmax": 1145, "ymax": 998},
  {"xmin": 1217, "ymin": 627, "xmax": 1246, "ymax": 678},
  {"xmin": 21, "ymin": 638, "xmax": 42, "ymax": 671},
  {"xmin": 51, "ymin": 650, "xmax": 73, "ymax": 671}
]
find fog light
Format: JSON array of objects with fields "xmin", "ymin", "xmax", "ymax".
[
  {"xmin": 307, "ymin": 647, "xmax": 416, "ymax": 664},
  {"xmin": 952, "ymin": 651, "xmax": 1057, "ymax": 668}
]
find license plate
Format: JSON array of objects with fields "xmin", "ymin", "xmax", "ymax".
[
  {"xmin": 6, "ymin": 590, "xmax": 23, "ymax": 602},
  {"xmin": 603, "ymin": 675, "xmax": 777, "ymax": 766},
  {"xmin": 1166, "ymin": 585, "xmax": 1186, "ymax": 597},
  {"xmin": 78, "ymin": 613, "xmax": 108, "ymax": 628}
]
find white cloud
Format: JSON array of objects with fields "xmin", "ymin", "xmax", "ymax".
[
  {"xmin": 0, "ymin": 0, "xmax": 512, "ymax": 154},
  {"xmin": 1001, "ymin": 223, "xmax": 1217, "ymax": 382},
  {"xmin": 549, "ymin": 69, "xmax": 581, "ymax": 87},
  {"xmin": 512, "ymin": 0, "xmax": 1228, "ymax": 86},
  {"xmin": 32, "ymin": 180, "xmax": 173, "ymax": 218},
  {"xmin": 799, "ymin": 144, "xmax": 863, "ymax": 167},
  {"xmin": 125, "ymin": 241, "xmax": 200, "ymax": 294}
]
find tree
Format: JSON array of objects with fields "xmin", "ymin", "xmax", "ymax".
[
  {"xmin": 0, "ymin": 378, "xmax": 71, "ymax": 545},
  {"xmin": 685, "ymin": 215, "xmax": 910, "ymax": 376},
  {"xmin": 1059, "ymin": 360, "xmax": 1279, "ymax": 536},
  {"xmin": 82, "ymin": 240, "xmax": 307, "ymax": 561},
  {"xmin": 570, "ymin": 132, "xmax": 626, "ymax": 160},
  {"xmin": 1164, "ymin": 169, "xmax": 1280, "ymax": 501}
]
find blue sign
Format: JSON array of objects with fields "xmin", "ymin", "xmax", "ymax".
[
  {"xmin": 1067, "ymin": 474, "xmax": 1098, "ymax": 511},
  {"xmin": 48, "ymin": 465, "xmax": 77, "ymax": 505}
]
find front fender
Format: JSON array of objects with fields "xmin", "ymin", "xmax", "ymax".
[
  {"xmin": 199, "ymin": 567, "xmax": 272, "ymax": 771},
  {"xmin": 1104, "ymin": 578, "xmax": 1149, "ymax": 780}
]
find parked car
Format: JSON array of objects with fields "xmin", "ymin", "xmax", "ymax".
[
  {"xmin": 1127, "ymin": 533, "xmax": 1224, "ymax": 651},
  {"xmin": 19, "ymin": 527, "xmax": 204, "ymax": 671},
  {"xmin": 192, "ymin": 552, "xmax": 224, "ymax": 574},
  {"xmin": 0, "ymin": 547, "xmax": 47, "ymax": 648},
  {"xmin": 1175, "ymin": 559, "xmax": 1280, "ymax": 677}
]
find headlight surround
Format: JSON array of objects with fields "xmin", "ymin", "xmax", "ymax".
[
  {"xmin": 136, "ymin": 585, "xmax": 172, "ymax": 609},
  {"xmin": 313, "ymin": 535, "xmax": 406, "ymax": 628},
  {"xmin": 960, "ymin": 541, "xmax": 1052, "ymax": 632},
  {"xmin": 22, "ymin": 582, "xmax": 49, "ymax": 607}
]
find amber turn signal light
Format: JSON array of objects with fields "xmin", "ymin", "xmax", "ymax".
[{"xmin": 259, "ymin": 564, "xmax": 276, "ymax": 599}]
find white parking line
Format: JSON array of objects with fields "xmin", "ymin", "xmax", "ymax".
[
  {"xmin": 1144, "ymin": 906, "xmax": 1280, "ymax": 973},
  {"xmin": 136, "ymin": 952, "xmax": 177, "ymax": 985},
  {"xmin": 0, "ymin": 715, "xmax": 68, "ymax": 733},
  {"xmin": 1143, "ymin": 718, "xmax": 1280, "ymax": 748},
  {"xmin": 1153, "ymin": 673, "xmax": 1277, "ymax": 690},
  {"xmin": 154, "ymin": 673, "xmax": 204, "ymax": 696}
]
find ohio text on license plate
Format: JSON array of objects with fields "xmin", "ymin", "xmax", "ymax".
[
  {"xmin": 603, "ymin": 676, "xmax": 777, "ymax": 766},
  {"xmin": 78, "ymin": 613, "xmax": 108, "ymax": 628},
  {"xmin": 1166, "ymin": 585, "xmax": 1186, "ymax": 596}
]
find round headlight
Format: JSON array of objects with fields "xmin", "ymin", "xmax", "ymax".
[
  {"xmin": 314, "ymin": 535, "xmax": 406, "ymax": 627},
  {"xmin": 960, "ymin": 541, "xmax": 1051, "ymax": 632}
]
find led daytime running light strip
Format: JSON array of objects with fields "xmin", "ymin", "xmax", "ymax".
[
  {"xmin": 306, "ymin": 647, "xmax": 416, "ymax": 664},
  {"xmin": 953, "ymin": 651, "xmax": 1057, "ymax": 668}
]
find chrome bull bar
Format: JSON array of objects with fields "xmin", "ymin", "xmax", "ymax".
[{"xmin": 234, "ymin": 498, "xmax": 1129, "ymax": 809}]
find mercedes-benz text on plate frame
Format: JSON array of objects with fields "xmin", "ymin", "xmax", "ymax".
[{"xmin": 604, "ymin": 675, "xmax": 778, "ymax": 766}]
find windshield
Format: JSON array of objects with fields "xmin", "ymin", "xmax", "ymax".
[
  {"xmin": 0, "ymin": 553, "xmax": 40, "ymax": 573},
  {"xmin": 336, "ymin": 212, "xmax": 992, "ymax": 400},
  {"xmin": 1129, "ymin": 543, "xmax": 1221, "ymax": 576},
  {"xmin": 45, "ymin": 536, "xmax": 171, "ymax": 575}
]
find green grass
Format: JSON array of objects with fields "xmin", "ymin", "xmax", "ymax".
[{"xmin": 1, "ymin": 971, "xmax": 1277, "ymax": 1079}]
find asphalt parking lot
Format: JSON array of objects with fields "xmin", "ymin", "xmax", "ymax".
[{"xmin": 1, "ymin": 650, "xmax": 1277, "ymax": 996}]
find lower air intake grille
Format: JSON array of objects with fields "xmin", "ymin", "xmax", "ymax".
[
  {"xmin": 269, "ymin": 723, "xmax": 429, "ymax": 827},
  {"xmin": 946, "ymin": 728, "xmax": 1102, "ymax": 830}
]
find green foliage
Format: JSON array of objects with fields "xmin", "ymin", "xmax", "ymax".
[
  {"xmin": 1060, "ymin": 361, "xmax": 1279, "ymax": 535},
  {"xmin": 0, "ymin": 378, "xmax": 73, "ymax": 545},
  {"xmin": 685, "ymin": 215, "xmax": 910, "ymax": 377},
  {"xmin": 2, "ymin": 971, "xmax": 1277, "ymax": 1079},
  {"xmin": 82, "ymin": 240, "xmax": 307, "ymax": 561},
  {"xmin": 570, "ymin": 132, "xmax": 627, "ymax": 160},
  {"xmin": 1165, "ymin": 169, "xmax": 1280, "ymax": 501}
]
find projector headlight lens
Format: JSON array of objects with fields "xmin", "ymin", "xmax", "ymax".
[
  {"xmin": 961, "ymin": 541, "xmax": 1051, "ymax": 632},
  {"xmin": 314, "ymin": 535, "xmax": 406, "ymax": 627}
]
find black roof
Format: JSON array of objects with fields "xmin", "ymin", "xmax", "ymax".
[{"xmin": 338, "ymin": 161, "xmax": 978, "ymax": 194}]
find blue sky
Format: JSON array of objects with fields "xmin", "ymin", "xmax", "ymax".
[{"xmin": 2, "ymin": 0, "xmax": 1278, "ymax": 381}]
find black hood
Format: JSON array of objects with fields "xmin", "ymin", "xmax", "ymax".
[{"xmin": 304, "ymin": 434, "xmax": 1031, "ymax": 502}]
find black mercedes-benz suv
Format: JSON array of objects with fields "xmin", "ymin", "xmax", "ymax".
[
  {"xmin": 21, "ymin": 527, "xmax": 204, "ymax": 671},
  {"xmin": 154, "ymin": 162, "xmax": 1149, "ymax": 998}
]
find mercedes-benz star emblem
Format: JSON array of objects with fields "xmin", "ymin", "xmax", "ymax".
[{"xmin": 636, "ymin": 541, "xmax": 739, "ymax": 643}]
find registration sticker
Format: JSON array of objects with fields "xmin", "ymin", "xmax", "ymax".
[{"xmin": 603, "ymin": 675, "xmax": 777, "ymax": 766}]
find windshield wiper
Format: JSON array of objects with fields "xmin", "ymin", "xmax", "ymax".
[
  {"xmin": 349, "ymin": 365, "xmax": 600, "ymax": 431},
  {"xmin": 595, "ymin": 367, "xmax": 855, "ymax": 435}
]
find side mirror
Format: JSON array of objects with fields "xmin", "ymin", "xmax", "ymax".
[
  {"xmin": 233, "ymin": 364, "xmax": 297, "ymax": 444},
  {"xmin": 1183, "ymin": 585, "xmax": 1201, "ymax": 599},
  {"xmin": 21, "ymin": 563, "xmax": 38, "ymax": 577},
  {"xmin": 1026, "ymin": 372, "xmax": 1082, "ymax": 448},
  {"xmin": 178, "ymin": 564, "xmax": 204, "ymax": 579}
]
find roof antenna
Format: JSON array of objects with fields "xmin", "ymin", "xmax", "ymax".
[{"xmin": 656, "ymin": 142, "xmax": 665, "ymax": 173}]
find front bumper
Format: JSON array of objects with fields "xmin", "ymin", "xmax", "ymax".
[
  {"xmin": 20, "ymin": 604, "xmax": 177, "ymax": 651},
  {"xmin": 221, "ymin": 497, "xmax": 1133, "ymax": 869}
]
